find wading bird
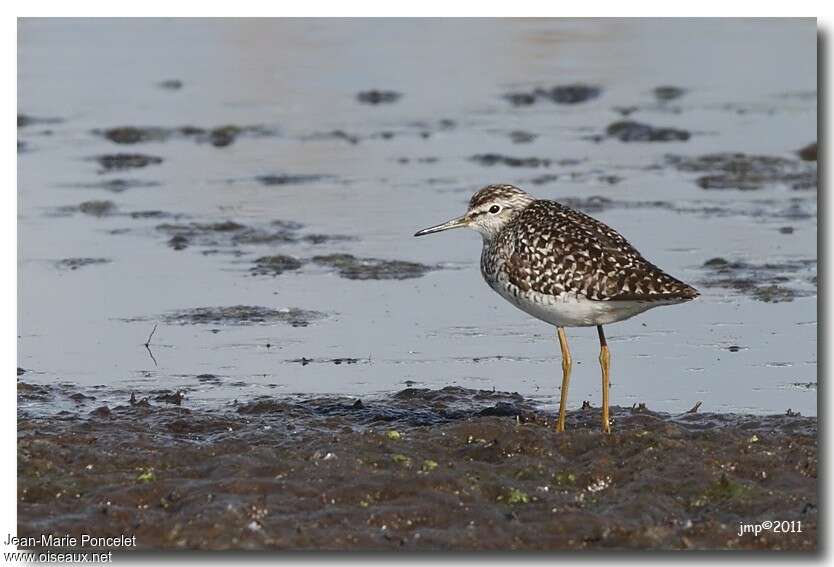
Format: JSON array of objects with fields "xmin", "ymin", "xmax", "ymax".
[{"xmin": 414, "ymin": 184, "xmax": 698, "ymax": 433}]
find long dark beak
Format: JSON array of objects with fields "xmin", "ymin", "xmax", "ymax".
[{"xmin": 414, "ymin": 215, "xmax": 469, "ymax": 237}]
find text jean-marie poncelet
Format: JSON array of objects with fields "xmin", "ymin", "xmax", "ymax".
[{"xmin": 5, "ymin": 534, "xmax": 137, "ymax": 548}]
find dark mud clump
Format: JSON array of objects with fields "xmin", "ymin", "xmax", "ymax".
[
  {"xmin": 470, "ymin": 154, "xmax": 550, "ymax": 168},
  {"xmin": 204, "ymin": 125, "xmax": 265, "ymax": 148},
  {"xmin": 396, "ymin": 157, "xmax": 439, "ymax": 165},
  {"xmin": 797, "ymin": 143, "xmax": 817, "ymax": 162},
  {"xmin": 503, "ymin": 92, "xmax": 537, "ymax": 106},
  {"xmin": 17, "ymin": 114, "xmax": 63, "ymax": 128},
  {"xmin": 357, "ymin": 90, "xmax": 402, "ymax": 105},
  {"xmin": 158, "ymin": 305, "xmax": 326, "ymax": 327},
  {"xmin": 166, "ymin": 235, "xmax": 189, "ymax": 251},
  {"xmin": 130, "ymin": 210, "xmax": 181, "ymax": 220},
  {"xmin": 17, "ymin": 382, "xmax": 52, "ymax": 401},
  {"xmin": 156, "ymin": 219, "xmax": 348, "ymax": 251},
  {"xmin": 78, "ymin": 200, "xmax": 116, "ymax": 216},
  {"xmin": 57, "ymin": 200, "xmax": 119, "ymax": 218},
  {"xmin": 96, "ymin": 125, "xmax": 274, "ymax": 148},
  {"xmin": 94, "ymin": 153, "xmax": 163, "ymax": 172},
  {"xmin": 667, "ymin": 153, "xmax": 817, "ymax": 191},
  {"xmin": 547, "ymin": 195, "xmax": 813, "ymax": 223},
  {"xmin": 654, "ymin": 86, "xmax": 686, "ymax": 101},
  {"xmin": 559, "ymin": 196, "xmax": 639, "ymax": 214},
  {"xmin": 305, "ymin": 130, "xmax": 361, "ymax": 145},
  {"xmin": 153, "ymin": 390, "xmax": 186, "ymax": 405},
  {"xmin": 157, "ymin": 220, "xmax": 260, "ymax": 251},
  {"xmin": 251, "ymin": 255, "xmax": 305, "ymax": 276},
  {"xmin": 606, "ymin": 121, "xmax": 691, "ymax": 142},
  {"xmin": 699, "ymin": 257, "xmax": 817, "ymax": 303},
  {"xmin": 504, "ymin": 84, "xmax": 601, "ymax": 106},
  {"xmin": 18, "ymin": 386, "xmax": 816, "ymax": 550},
  {"xmin": 529, "ymin": 174, "xmax": 560, "ymax": 185},
  {"xmin": 539, "ymin": 84, "xmax": 601, "ymax": 104},
  {"xmin": 157, "ymin": 79, "xmax": 183, "ymax": 90},
  {"xmin": 98, "ymin": 127, "xmax": 170, "ymax": 144},
  {"xmin": 55, "ymin": 257, "xmax": 111, "ymax": 270},
  {"xmin": 289, "ymin": 357, "xmax": 365, "ymax": 366},
  {"xmin": 156, "ymin": 221, "xmax": 248, "ymax": 249},
  {"xmin": 69, "ymin": 179, "xmax": 161, "ymax": 193},
  {"xmin": 255, "ymin": 174, "xmax": 331, "ymax": 186},
  {"xmin": 236, "ymin": 386, "xmax": 531, "ymax": 424},
  {"xmin": 508, "ymin": 130, "xmax": 538, "ymax": 144},
  {"xmin": 312, "ymin": 254, "xmax": 434, "ymax": 280},
  {"xmin": 196, "ymin": 374, "xmax": 223, "ymax": 384}
]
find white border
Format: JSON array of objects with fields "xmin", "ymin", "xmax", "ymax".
[{"xmin": 5, "ymin": 6, "xmax": 829, "ymax": 567}]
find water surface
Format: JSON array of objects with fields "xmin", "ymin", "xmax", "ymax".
[{"xmin": 18, "ymin": 18, "xmax": 817, "ymax": 416}]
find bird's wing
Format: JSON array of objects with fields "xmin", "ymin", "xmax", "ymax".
[{"xmin": 505, "ymin": 201, "xmax": 698, "ymax": 301}]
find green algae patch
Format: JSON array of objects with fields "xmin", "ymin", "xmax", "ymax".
[{"xmin": 502, "ymin": 488, "xmax": 531, "ymax": 505}]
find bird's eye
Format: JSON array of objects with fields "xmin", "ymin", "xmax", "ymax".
[{"xmin": 489, "ymin": 205, "xmax": 501, "ymax": 214}]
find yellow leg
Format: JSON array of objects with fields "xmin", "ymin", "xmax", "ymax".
[
  {"xmin": 598, "ymin": 325, "xmax": 611, "ymax": 434},
  {"xmin": 556, "ymin": 327, "xmax": 572, "ymax": 432}
]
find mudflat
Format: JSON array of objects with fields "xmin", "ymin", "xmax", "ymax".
[{"xmin": 18, "ymin": 385, "xmax": 816, "ymax": 550}]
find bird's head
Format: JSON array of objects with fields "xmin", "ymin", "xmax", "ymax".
[{"xmin": 414, "ymin": 184, "xmax": 534, "ymax": 240}]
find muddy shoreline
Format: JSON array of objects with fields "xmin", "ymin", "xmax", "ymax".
[{"xmin": 18, "ymin": 386, "xmax": 816, "ymax": 551}]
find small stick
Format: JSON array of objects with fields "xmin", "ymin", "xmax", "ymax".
[
  {"xmin": 686, "ymin": 401, "xmax": 702, "ymax": 414},
  {"xmin": 144, "ymin": 323, "xmax": 158, "ymax": 347},
  {"xmin": 144, "ymin": 324, "xmax": 159, "ymax": 367}
]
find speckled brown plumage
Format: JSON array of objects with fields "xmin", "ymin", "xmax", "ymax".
[
  {"xmin": 414, "ymin": 183, "xmax": 699, "ymax": 432},
  {"xmin": 477, "ymin": 186, "xmax": 699, "ymax": 302}
]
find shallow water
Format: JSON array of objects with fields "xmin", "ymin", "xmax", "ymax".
[{"xmin": 18, "ymin": 18, "xmax": 817, "ymax": 416}]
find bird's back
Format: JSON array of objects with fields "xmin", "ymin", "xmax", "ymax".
[{"xmin": 482, "ymin": 199, "xmax": 699, "ymax": 303}]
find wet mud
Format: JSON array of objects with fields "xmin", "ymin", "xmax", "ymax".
[
  {"xmin": 18, "ymin": 114, "xmax": 63, "ymax": 128},
  {"xmin": 155, "ymin": 219, "xmax": 351, "ymax": 252},
  {"xmin": 140, "ymin": 305, "xmax": 327, "ymax": 327},
  {"xmin": 653, "ymin": 86, "xmax": 686, "ymax": 101},
  {"xmin": 605, "ymin": 121, "xmax": 691, "ymax": 142},
  {"xmin": 157, "ymin": 79, "xmax": 183, "ymax": 90},
  {"xmin": 250, "ymin": 255, "xmax": 305, "ymax": 276},
  {"xmin": 667, "ymin": 153, "xmax": 817, "ymax": 191},
  {"xmin": 508, "ymin": 130, "xmax": 538, "ymax": 144},
  {"xmin": 396, "ymin": 157, "xmax": 439, "ymax": 166},
  {"xmin": 357, "ymin": 90, "xmax": 402, "ymax": 105},
  {"xmin": 289, "ymin": 356, "xmax": 367, "ymax": 366},
  {"xmin": 77, "ymin": 200, "xmax": 116, "ymax": 217},
  {"xmin": 94, "ymin": 153, "xmax": 163, "ymax": 172},
  {"xmin": 503, "ymin": 84, "xmax": 601, "ymax": 106},
  {"xmin": 699, "ymin": 257, "xmax": 817, "ymax": 303},
  {"xmin": 303, "ymin": 130, "xmax": 362, "ymax": 145},
  {"xmin": 67, "ymin": 179, "xmax": 161, "ymax": 193},
  {"xmin": 311, "ymin": 254, "xmax": 436, "ymax": 280},
  {"xmin": 553, "ymin": 195, "xmax": 813, "ymax": 223},
  {"xmin": 55, "ymin": 257, "xmax": 111, "ymax": 270},
  {"xmin": 17, "ymin": 385, "xmax": 816, "ymax": 550},
  {"xmin": 300, "ymin": 120, "xmax": 452, "ymax": 146},
  {"xmin": 96, "ymin": 125, "xmax": 275, "ymax": 148},
  {"xmin": 470, "ymin": 154, "xmax": 551, "ymax": 168},
  {"xmin": 254, "ymin": 174, "xmax": 332, "ymax": 186}
]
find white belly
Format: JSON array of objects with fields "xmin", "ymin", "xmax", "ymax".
[{"xmin": 487, "ymin": 276, "xmax": 681, "ymax": 327}]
